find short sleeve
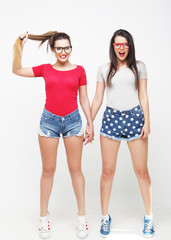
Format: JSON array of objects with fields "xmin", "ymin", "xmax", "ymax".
[
  {"xmin": 32, "ymin": 64, "xmax": 45, "ymax": 77},
  {"xmin": 79, "ymin": 67, "xmax": 87, "ymax": 86},
  {"xmin": 97, "ymin": 65, "xmax": 105, "ymax": 82},
  {"xmin": 137, "ymin": 61, "xmax": 147, "ymax": 80}
]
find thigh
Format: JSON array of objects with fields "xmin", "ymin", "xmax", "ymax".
[
  {"xmin": 100, "ymin": 135, "xmax": 121, "ymax": 170},
  {"xmin": 127, "ymin": 137, "xmax": 148, "ymax": 170},
  {"xmin": 63, "ymin": 135, "xmax": 84, "ymax": 169},
  {"xmin": 38, "ymin": 135, "xmax": 59, "ymax": 169}
]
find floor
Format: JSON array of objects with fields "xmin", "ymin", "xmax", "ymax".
[{"xmin": 1, "ymin": 206, "xmax": 170, "ymax": 240}]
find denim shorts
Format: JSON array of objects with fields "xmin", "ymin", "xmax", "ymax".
[
  {"xmin": 38, "ymin": 108, "xmax": 84, "ymax": 138},
  {"xmin": 100, "ymin": 105, "xmax": 145, "ymax": 142}
]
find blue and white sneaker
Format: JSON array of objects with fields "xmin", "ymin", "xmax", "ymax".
[
  {"xmin": 100, "ymin": 214, "xmax": 112, "ymax": 238},
  {"xmin": 143, "ymin": 216, "xmax": 155, "ymax": 238}
]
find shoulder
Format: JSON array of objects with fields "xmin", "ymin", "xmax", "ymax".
[
  {"xmin": 76, "ymin": 65, "xmax": 85, "ymax": 70},
  {"xmin": 136, "ymin": 60, "xmax": 146, "ymax": 70},
  {"xmin": 76, "ymin": 65, "xmax": 86, "ymax": 73},
  {"xmin": 97, "ymin": 63, "xmax": 109, "ymax": 75},
  {"xmin": 136, "ymin": 60, "xmax": 147, "ymax": 79},
  {"xmin": 98, "ymin": 63, "xmax": 109, "ymax": 70},
  {"xmin": 33, "ymin": 63, "xmax": 51, "ymax": 70}
]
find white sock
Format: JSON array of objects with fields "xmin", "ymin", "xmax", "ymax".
[
  {"xmin": 78, "ymin": 214, "xmax": 86, "ymax": 222},
  {"xmin": 145, "ymin": 214, "xmax": 153, "ymax": 220},
  {"xmin": 102, "ymin": 214, "xmax": 109, "ymax": 221}
]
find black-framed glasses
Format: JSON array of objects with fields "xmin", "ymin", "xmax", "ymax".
[{"xmin": 54, "ymin": 46, "xmax": 72, "ymax": 54}]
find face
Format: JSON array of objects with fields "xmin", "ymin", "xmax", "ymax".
[
  {"xmin": 113, "ymin": 36, "xmax": 130, "ymax": 63},
  {"xmin": 53, "ymin": 39, "xmax": 72, "ymax": 63}
]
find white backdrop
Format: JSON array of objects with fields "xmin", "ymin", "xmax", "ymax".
[{"xmin": 0, "ymin": 0, "xmax": 171, "ymax": 227}]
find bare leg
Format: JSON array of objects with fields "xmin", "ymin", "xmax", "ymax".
[
  {"xmin": 63, "ymin": 135, "xmax": 85, "ymax": 216},
  {"xmin": 38, "ymin": 135, "xmax": 59, "ymax": 217},
  {"xmin": 127, "ymin": 137, "xmax": 152, "ymax": 215},
  {"xmin": 100, "ymin": 136, "xmax": 121, "ymax": 215}
]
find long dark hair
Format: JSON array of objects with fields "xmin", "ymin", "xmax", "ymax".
[
  {"xmin": 107, "ymin": 29, "xmax": 139, "ymax": 88},
  {"xmin": 13, "ymin": 31, "xmax": 72, "ymax": 65}
]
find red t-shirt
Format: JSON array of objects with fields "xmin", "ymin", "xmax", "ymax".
[{"xmin": 32, "ymin": 64, "xmax": 87, "ymax": 116}]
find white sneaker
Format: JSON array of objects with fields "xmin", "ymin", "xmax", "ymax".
[
  {"xmin": 39, "ymin": 212, "xmax": 51, "ymax": 239},
  {"xmin": 76, "ymin": 215, "xmax": 89, "ymax": 239}
]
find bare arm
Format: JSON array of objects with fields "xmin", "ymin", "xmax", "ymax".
[
  {"xmin": 79, "ymin": 85, "xmax": 94, "ymax": 142},
  {"xmin": 91, "ymin": 82, "xmax": 105, "ymax": 121},
  {"xmin": 12, "ymin": 32, "xmax": 35, "ymax": 77},
  {"xmin": 138, "ymin": 78, "xmax": 150, "ymax": 138}
]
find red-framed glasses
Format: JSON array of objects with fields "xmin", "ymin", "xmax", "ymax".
[{"xmin": 113, "ymin": 42, "xmax": 131, "ymax": 49}]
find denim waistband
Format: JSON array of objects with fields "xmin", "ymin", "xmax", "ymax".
[
  {"xmin": 43, "ymin": 108, "xmax": 79, "ymax": 119},
  {"xmin": 106, "ymin": 105, "xmax": 141, "ymax": 115}
]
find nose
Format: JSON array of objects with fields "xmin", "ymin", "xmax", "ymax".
[{"xmin": 120, "ymin": 44, "xmax": 124, "ymax": 50}]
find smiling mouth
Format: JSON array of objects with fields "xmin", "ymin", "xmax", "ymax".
[
  {"xmin": 60, "ymin": 55, "xmax": 67, "ymax": 59},
  {"xmin": 119, "ymin": 52, "xmax": 125, "ymax": 57}
]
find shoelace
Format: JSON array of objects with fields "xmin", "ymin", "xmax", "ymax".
[
  {"xmin": 101, "ymin": 219, "xmax": 109, "ymax": 232},
  {"xmin": 144, "ymin": 220, "xmax": 152, "ymax": 232}
]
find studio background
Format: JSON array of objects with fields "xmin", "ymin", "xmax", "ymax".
[{"xmin": 0, "ymin": 0, "xmax": 171, "ymax": 239}]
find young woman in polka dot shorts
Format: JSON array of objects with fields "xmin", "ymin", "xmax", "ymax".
[{"xmin": 90, "ymin": 29, "xmax": 154, "ymax": 238}]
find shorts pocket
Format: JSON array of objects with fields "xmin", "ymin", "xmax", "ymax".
[
  {"xmin": 70, "ymin": 112, "xmax": 81, "ymax": 122},
  {"xmin": 41, "ymin": 111, "xmax": 54, "ymax": 122},
  {"xmin": 131, "ymin": 109, "xmax": 144, "ymax": 119}
]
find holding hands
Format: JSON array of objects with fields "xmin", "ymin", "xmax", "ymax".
[{"xmin": 84, "ymin": 122, "xmax": 94, "ymax": 145}]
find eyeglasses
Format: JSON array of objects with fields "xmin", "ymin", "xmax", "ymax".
[
  {"xmin": 113, "ymin": 42, "xmax": 131, "ymax": 49},
  {"xmin": 54, "ymin": 46, "xmax": 72, "ymax": 54}
]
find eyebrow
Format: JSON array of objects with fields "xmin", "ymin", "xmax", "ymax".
[{"xmin": 54, "ymin": 46, "xmax": 70, "ymax": 48}]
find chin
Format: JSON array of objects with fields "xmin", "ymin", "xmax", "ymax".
[
  {"xmin": 118, "ymin": 57, "xmax": 126, "ymax": 61},
  {"xmin": 58, "ymin": 58, "xmax": 68, "ymax": 63}
]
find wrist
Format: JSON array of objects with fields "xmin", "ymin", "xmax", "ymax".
[
  {"xmin": 144, "ymin": 120, "xmax": 150, "ymax": 126},
  {"xmin": 87, "ymin": 121, "xmax": 93, "ymax": 127}
]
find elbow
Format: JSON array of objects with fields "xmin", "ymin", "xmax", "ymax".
[
  {"xmin": 12, "ymin": 68, "xmax": 16, "ymax": 75},
  {"xmin": 79, "ymin": 97, "xmax": 88, "ymax": 106},
  {"xmin": 12, "ymin": 65, "xmax": 18, "ymax": 75},
  {"xmin": 12, "ymin": 66, "xmax": 21, "ymax": 76},
  {"xmin": 139, "ymin": 94, "xmax": 148, "ymax": 104}
]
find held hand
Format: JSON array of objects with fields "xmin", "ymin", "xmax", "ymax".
[
  {"xmin": 19, "ymin": 32, "xmax": 28, "ymax": 47},
  {"xmin": 83, "ymin": 123, "xmax": 94, "ymax": 145},
  {"xmin": 140, "ymin": 123, "xmax": 151, "ymax": 138}
]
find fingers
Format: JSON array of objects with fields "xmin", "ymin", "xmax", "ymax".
[
  {"xmin": 140, "ymin": 128, "xmax": 144, "ymax": 137},
  {"xmin": 83, "ymin": 133, "xmax": 94, "ymax": 145},
  {"xmin": 19, "ymin": 31, "xmax": 28, "ymax": 46},
  {"xmin": 141, "ymin": 130, "xmax": 150, "ymax": 138}
]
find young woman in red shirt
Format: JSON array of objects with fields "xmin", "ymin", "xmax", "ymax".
[{"xmin": 13, "ymin": 31, "xmax": 94, "ymax": 239}]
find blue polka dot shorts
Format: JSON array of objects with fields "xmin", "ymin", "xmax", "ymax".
[{"xmin": 100, "ymin": 105, "xmax": 145, "ymax": 142}]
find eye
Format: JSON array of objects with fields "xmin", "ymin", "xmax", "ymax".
[
  {"xmin": 56, "ymin": 47, "xmax": 62, "ymax": 51},
  {"xmin": 124, "ymin": 43, "xmax": 129, "ymax": 48},
  {"xmin": 115, "ymin": 43, "xmax": 120, "ymax": 48},
  {"xmin": 64, "ymin": 47, "xmax": 70, "ymax": 50}
]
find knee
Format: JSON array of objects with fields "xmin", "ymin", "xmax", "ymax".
[
  {"xmin": 135, "ymin": 168, "xmax": 149, "ymax": 180},
  {"xmin": 102, "ymin": 168, "xmax": 115, "ymax": 181},
  {"xmin": 42, "ymin": 166, "xmax": 56, "ymax": 178},
  {"xmin": 69, "ymin": 165, "xmax": 82, "ymax": 177}
]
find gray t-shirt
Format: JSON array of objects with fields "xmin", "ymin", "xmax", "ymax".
[{"xmin": 97, "ymin": 61, "xmax": 147, "ymax": 111}]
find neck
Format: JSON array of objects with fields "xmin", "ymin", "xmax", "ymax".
[
  {"xmin": 117, "ymin": 59, "xmax": 127, "ymax": 67},
  {"xmin": 54, "ymin": 60, "xmax": 70, "ymax": 68}
]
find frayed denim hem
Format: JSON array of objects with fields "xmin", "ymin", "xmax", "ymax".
[
  {"xmin": 100, "ymin": 132, "xmax": 121, "ymax": 142},
  {"xmin": 100, "ymin": 131, "xmax": 142, "ymax": 142},
  {"xmin": 125, "ymin": 135, "xmax": 142, "ymax": 142}
]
